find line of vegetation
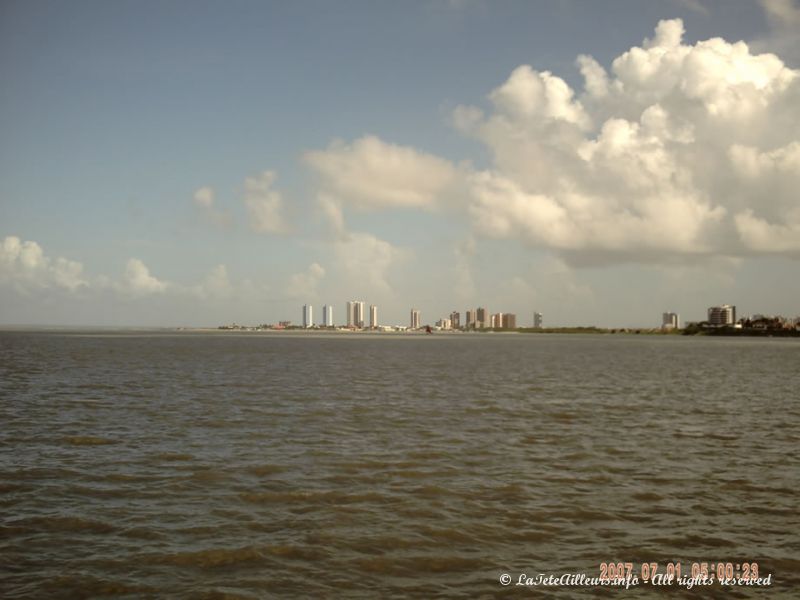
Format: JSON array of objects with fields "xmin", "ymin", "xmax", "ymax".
[{"xmin": 681, "ymin": 324, "xmax": 800, "ymax": 337}]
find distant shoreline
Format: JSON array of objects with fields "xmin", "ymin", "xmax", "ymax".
[
  {"xmin": 1, "ymin": 326, "xmax": 797, "ymax": 337},
  {"xmin": 197, "ymin": 326, "xmax": 800, "ymax": 337}
]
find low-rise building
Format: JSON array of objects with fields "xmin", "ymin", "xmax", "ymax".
[
  {"xmin": 662, "ymin": 312, "xmax": 680, "ymax": 330},
  {"xmin": 708, "ymin": 305, "xmax": 736, "ymax": 326}
]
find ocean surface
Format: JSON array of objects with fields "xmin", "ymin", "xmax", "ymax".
[{"xmin": 1, "ymin": 330, "xmax": 798, "ymax": 598}]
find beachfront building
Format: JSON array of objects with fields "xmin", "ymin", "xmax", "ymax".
[
  {"xmin": 346, "ymin": 300, "xmax": 365, "ymax": 328},
  {"xmin": 465, "ymin": 309, "xmax": 476, "ymax": 329},
  {"xmin": 708, "ymin": 305, "xmax": 736, "ymax": 326},
  {"xmin": 533, "ymin": 312, "xmax": 543, "ymax": 328},
  {"xmin": 302, "ymin": 304, "xmax": 313, "ymax": 328},
  {"xmin": 410, "ymin": 308, "xmax": 421, "ymax": 330},
  {"xmin": 354, "ymin": 301, "xmax": 365, "ymax": 328},
  {"xmin": 450, "ymin": 311, "xmax": 460, "ymax": 329},
  {"xmin": 322, "ymin": 305, "xmax": 334, "ymax": 327},
  {"xmin": 502, "ymin": 313, "xmax": 516, "ymax": 329},
  {"xmin": 369, "ymin": 305, "xmax": 378, "ymax": 329},
  {"xmin": 436, "ymin": 318, "xmax": 452, "ymax": 330},
  {"xmin": 476, "ymin": 307, "xmax": 488, "ymax": 328},
  {"xmin": 662, "ymin": 312, "xmax": 679, "ymax": 330}
]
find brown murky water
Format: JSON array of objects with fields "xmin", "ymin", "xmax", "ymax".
[{"xmin": 1, "ymin": 331, "xmax": 798, "ymax": 598}]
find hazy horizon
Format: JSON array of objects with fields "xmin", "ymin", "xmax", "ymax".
[{"xmin": 2, "ymin": 0, "xmax": 799, "ymax": 328}]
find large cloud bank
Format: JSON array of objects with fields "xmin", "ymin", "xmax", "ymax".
[
  {"xmin": 309, "ymin": 19, "xmax": 800, "ymax": 263},
  {"xmin": 0, "ymin": 236, "xmax": 87, "ymax": 292}
]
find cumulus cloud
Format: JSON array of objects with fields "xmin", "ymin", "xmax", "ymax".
[
  {"xmin": 675, "ymin": 0, "xmax": 710, "ymax": 15},
  {"xmin": 453, "ymin": 237, "xmax": 477, "ymax": 301},
  {"xmin": 302, "ymin": 20, "xmax": 798, "ymax": 265},
  {"xmin": 488, "ymin": 65, "xmax": 591, "ymax": 130},
  {"xmin": 334, "ymin": 232, "xmax": 403, "ymax": 294},
  {"xmin": 305, "ymin": 135, "xmax": 462, "ymax": 211},
  {"xmin": 0, "ymin": 235, "xmax": 87, "ymax": 293},
  {"xmin": 286, "ymin": 262, "xmax": 325, "ymax": 299},
  {"xmin": 244, "ymin": 171, "xmax": 290, "ymax": 234},
  {"xmin": 454, "ymin": 19, "xmax": 800, "ymax": 263},
  {"xmin": 317, "ymin": 193, "xmax": 347, "ymax": 239},
  {"xmin": 195, "ymin": 264, "xmax": 234, "ymax": 299},
  {"xmin": 193, "ymin": 186, "xmax": 232, "ymax": 228},
  {"xmin": 122, "ymin": 258, "xmax": 167, "ymax": 295},
  {"xmin": 193, "ymin": 186, "xmax": 215, "ymax": 208},
  {"xmin": 761, "ymin": 0, "xmax": 800, "ymax": 27}
]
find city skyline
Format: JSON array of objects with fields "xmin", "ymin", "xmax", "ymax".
[
  {"xmin": 2, "ymin": 2, "xmax": 799, "ymax": 328},
  {"xmin": 289, "ymin": 300, "xmax": 795, "ymax": 330}
]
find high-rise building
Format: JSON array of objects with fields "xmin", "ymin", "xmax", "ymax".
[
  {"xmin": 302, "ymin": 304, "xmax": 313, "ymax": 328},
  {"xmin": 354, "ymin": 301, "xmax": 365, "ymax": 328},
  {"xmin": 369, "ymin": 305, "xmax": 378, "ymax": 329},
  {"xmin": 662, "ymin": 312, "xmax": 679, "ymax": 330},
  {"xmin": 708, "ymin": 305, "xmax": 736, "ymax": 326},
  {"xmin": 465, "ymin": 309, "xmax": 476, "ymax": 329},
  {"xmin": 533, "ymin": 312, "xmax": 543, "ymax": 328},
  {"xmin": 346, "ymin": 300, "xmax": 365, "ymax": 328},
  {"xmin": 322, "ymin": 305, "xmax": 334, "ymax": 327},
  {"xmin": 476, "ymin": 307, "xmax": 488, "ymax": 328},
  {"xmin": 450, "ymin": 311, "xmax": 460, "ymax": 329},
  {"xmin": 410, "ymin": 308, "xmax": 421, "ymax": 329},
  {"xmin": 502, "ymin": 313, "xmax": 516, "ymax": 329}
]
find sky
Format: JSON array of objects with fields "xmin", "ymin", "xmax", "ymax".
[{"xmin": 1, "ymin": 0, "xmax": 799, "ymax": 328}]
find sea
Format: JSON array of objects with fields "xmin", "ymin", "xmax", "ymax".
[{"xmin": 1, "ymin": 330, "xmax": 798, "ymax": 598}]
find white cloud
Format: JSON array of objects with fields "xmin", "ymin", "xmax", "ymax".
[
  {"xmin": 675, "ymin": 0, "xmax": 710, "ymax": 15},
  {"xmin": 761, "ymin": 0, "xmax": 800, "ymax": 27},
  {"xmin": 243, "ymin": 171, "xmax": 290, "ymax": 234},
  {"xmin": 333, "ymin": 232, "xmax": 403, "ymax": 295},
  {"xmin": 317, "ymin": 193, "xmax": 347, "ymax": 239},
  {"xmin": 194, "ymin": 264, "xmax": 234, "ymax": 299},
  {"xmin": 734, "ymin": 211, "xmax": 800, "ymax": 253},
  {"xmin": 0, "ymin": 235, "xmax": 87, "ymax": 293},
  {"xmin": 301, "ymin": 20, "xmax": 798, "ymax": 266},
  {"xmin": 286, "ymin": 262, "xmax": 325, "ymax": 299},
  {"xmin": 488, "ymin": 65, "xmax": 591, "ymax": 129},
  {"xmin": 305, "ymin": 135, "xmax": 462, "ymax": 211},
  {"xmin": 453, "ymin": 237, "xmax": 476, "ymax": 301},
  {"xmin": 751, "ymin": 0, "xmax": 800, "ymax": 73},
  {"xmin": 122, "ymin": 258, "xmax": 167, "ymax": 295},
  {"xmin": 193, "ymin": 185, "xmax": 232, "ymax": 228},
  {"xmin": 454, "ymin": 19, "xmax": 800, "ymax": 262},
  {"xmin": 193, "ymin": 186, "xmax": 215, "ymax": 208}
]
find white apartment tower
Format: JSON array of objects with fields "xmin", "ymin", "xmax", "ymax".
[
  {"xmin": 302, "ymin": 304, "xmax": 313, "ymax": 328},
  {"xmin": 354, "ymin": 301, "xmax": 365, "ymax": 328},
  {"xmin": 322, "ymin": 305, "xmax": 334, "ymax": 327},
  {"xmin": 347, "ymin": 300, "xmax": 365, "ymax": 328},
  {"xmin": 369, "ymin": 305, "xmax": 378, "ymax": 329},
  {"xmin": 410, "ymin": 308, "xmax": 421, "ymax": 330}
]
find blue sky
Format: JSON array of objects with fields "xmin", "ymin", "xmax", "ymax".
[{"xmin": 1, "ymin": 0, "xmax": 799, "ymax": 327}]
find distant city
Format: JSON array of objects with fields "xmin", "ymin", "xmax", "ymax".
[
  {"xmin": 228, "ymin": 302, "xmax": 532, "ymax": 332},
  {"xmin": 216, "ymin": 302, "xmax": 800, "ymax": 335}
]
